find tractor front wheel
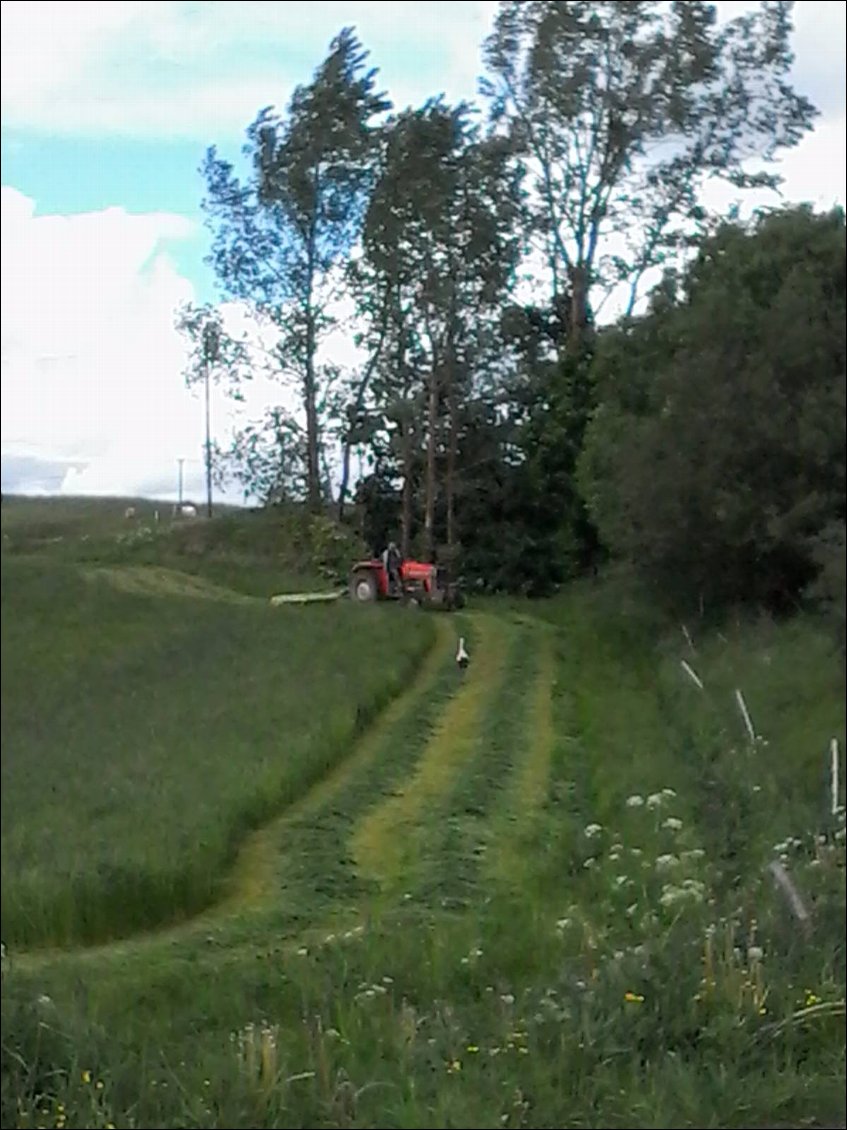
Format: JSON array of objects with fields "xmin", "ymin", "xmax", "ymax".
[{"xmin": 350, "ymin": 570, "xmax": 378, "ymax": 603}]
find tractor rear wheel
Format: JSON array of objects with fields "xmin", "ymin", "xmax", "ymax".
[{"xmin": 350, "ymin": 569, "xmax": 378, "ymax": 603}]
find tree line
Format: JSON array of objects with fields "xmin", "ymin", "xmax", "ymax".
[{"xmin": 177, "ymin": 1, "xmax": 845, "ymax": 627}]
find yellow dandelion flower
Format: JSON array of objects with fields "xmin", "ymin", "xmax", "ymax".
[
  {"xmin": 81, "ymin": 1071, "xmax": 92, "ymax": 1085},
  {"xmin": 624, "ymin": 991, "xmax": 645, "ymax": 1003},
  {"xmin": 467, "ymin": 1045, "xmax": 479, "ymax": 1053}
]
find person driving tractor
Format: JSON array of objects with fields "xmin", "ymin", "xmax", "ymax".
[{"xmin": 382, "ymin": 541, "xmax": 402, "ymax": 596}]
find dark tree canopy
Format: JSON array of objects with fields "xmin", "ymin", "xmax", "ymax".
[{"xmin": 578, "ymin": 205, "xmax": 846, "ymax": 611}]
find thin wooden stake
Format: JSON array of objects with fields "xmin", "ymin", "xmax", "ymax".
[
  {"xmin": 831, "ymin": 737, "xmax": 841, "ymax": 817},
  {"xmin": 735, "ymin": 688, "xmax": 756, "ymax": 743},
  {"xmin": 766, "ymin": 860, "xmax": 812, "ymax": 936},
  {"xmin": 680, "ymin": 660, "xmax": 704, "ymax": 689}
]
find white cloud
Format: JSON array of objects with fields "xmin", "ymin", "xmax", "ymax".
[
  {"xmin": 0, "ymin": 0, "xmax": 498, "ymax": 139},
  {"xmin": 0, "ymin": 186, "xmax": 205, "ymax": 497},
  {"xmin": 1, "ymin": 1, "xmax": 842, "ymax": 140},
  {"xmin": 0, "ymin": 187, "xmax": 364, "ymax": 500}
]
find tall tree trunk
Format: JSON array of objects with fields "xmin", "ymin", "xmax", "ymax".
[
  {"xmin": 445, "ymin": 348, "xmax": 457, "ymax": 554},
  {"xmin": 424, "ymin": 357, "xmax": 439, "ymax": 561},
  {"xmin": 304, "ymin": 221, "xmax": 322, "ymax": 513},
  {"xmin": 337, "ymin": 313, "xmax": 389, "ymax": 521},
  {"xmin": 567, "ymin": 263, "xmax": 590, "ymax": 357},
  {"xmin": 304, "ymin": 339, "xmax": 322, "ymax": 513},
  {"xmin": 401, "ymin": 423, "xmax": 413, "ymax": 559}
]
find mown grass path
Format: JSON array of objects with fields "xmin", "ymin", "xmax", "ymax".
[
  {"xmin": 12, "ymin": 603, "xmax": 564, "ymax": 971},
  {"xmin": 351, "ymin": 613, "xmax": 512, "ymax": 892},
  {"xmin": 11, "ymin": 610, "xmax": 460, "ymax": 969}
]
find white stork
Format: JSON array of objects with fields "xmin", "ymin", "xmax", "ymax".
[{"xmin": 456, "ymin": 637, "xmax": 470, "ymax": 671}]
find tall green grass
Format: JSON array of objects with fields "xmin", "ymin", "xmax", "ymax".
[{"xmin": 1, "ymin": 558, "xmax": 433, "ymax": 947}]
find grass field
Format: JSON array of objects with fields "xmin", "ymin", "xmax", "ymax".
[
  {"xmin": 1, "ymin": 500, "xmax": 845, "ymax": 1129},
  {"xmin": 1, "ymin": 555, "xmax": 434, "ymax": 947}
]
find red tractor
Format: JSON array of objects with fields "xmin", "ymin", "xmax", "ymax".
[{"xmin": 349, "ymin": 556, "xmax": 464, "ymax": 611}]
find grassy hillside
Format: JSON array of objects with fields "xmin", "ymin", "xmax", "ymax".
[
  {"xmin": 1, "ymin": 495, "xmax": 365, "ymax": 597},
  {"xmin": 1, "ymin": 555, "xmax": 434, "ymax": 947},
  {"xmin": 2, "ymin": 548, "xmax": 844, "ymax": 1128}
]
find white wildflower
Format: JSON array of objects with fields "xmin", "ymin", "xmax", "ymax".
[
  {"xmin": 681, "ymin": 848, "xmax": 706, "ymax": 862},
  {"xmin": 609, "ymin": 851, "xmax": 622, "ymax": 862},
  {"xmin": 656, "ymin": 853, "xmax": 679, "ymax": 871},
  {"xmin": 662, "ymin": 817, "xmax": 683, "ymax": 831},
  {"xmin": 614, "ymin": 875, "xmax": 629, "ymax": 888},
  {"xmin": 583, "ymin": 857, "xmax": 596, "ymax": 869},
  {"xmin": 647, "ymin": 792, "xmax": 664, "ymax": 809},
  {"xmin": 556, "ymin": 917, "xmax": 573, "ymax": 931},
  {"xmin": 661, "ymin": 788, "xmax": 677, "ymax": 799},
  {"xmin": 626, "ymin": 795, "xmax": 645, "ymax": 808},
  {"xmin": 747, "ymin": 946, "xmax": 764, "ymax": 962},
  {"xmin": 584, "ymin": 823, "xmax": 603, "ymax": 838},
  {"xmin": 660, "ymin": 882, "xmax": 704, "ymax": 907}
]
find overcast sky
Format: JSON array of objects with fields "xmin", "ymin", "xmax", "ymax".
[{"xmin": 1, "ymin": 0, "xmax": 845, "ymax": 502}]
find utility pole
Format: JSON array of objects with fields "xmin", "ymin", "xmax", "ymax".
[
  {"xmin": 201, "ymin": 321, "xmax": 220, "ymax": 520},
  {"xmin": 177, "ymin": 458, "xmax": 185, "ymax": 507}
]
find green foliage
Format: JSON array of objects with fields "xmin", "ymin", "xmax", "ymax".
[
  {"xmin": 579, "ymin": 206, "xmax": 846, "ymax": 613},
  {"xmin": 350, "ymin": 98, "xmax": 524, "ymax": 559}
]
